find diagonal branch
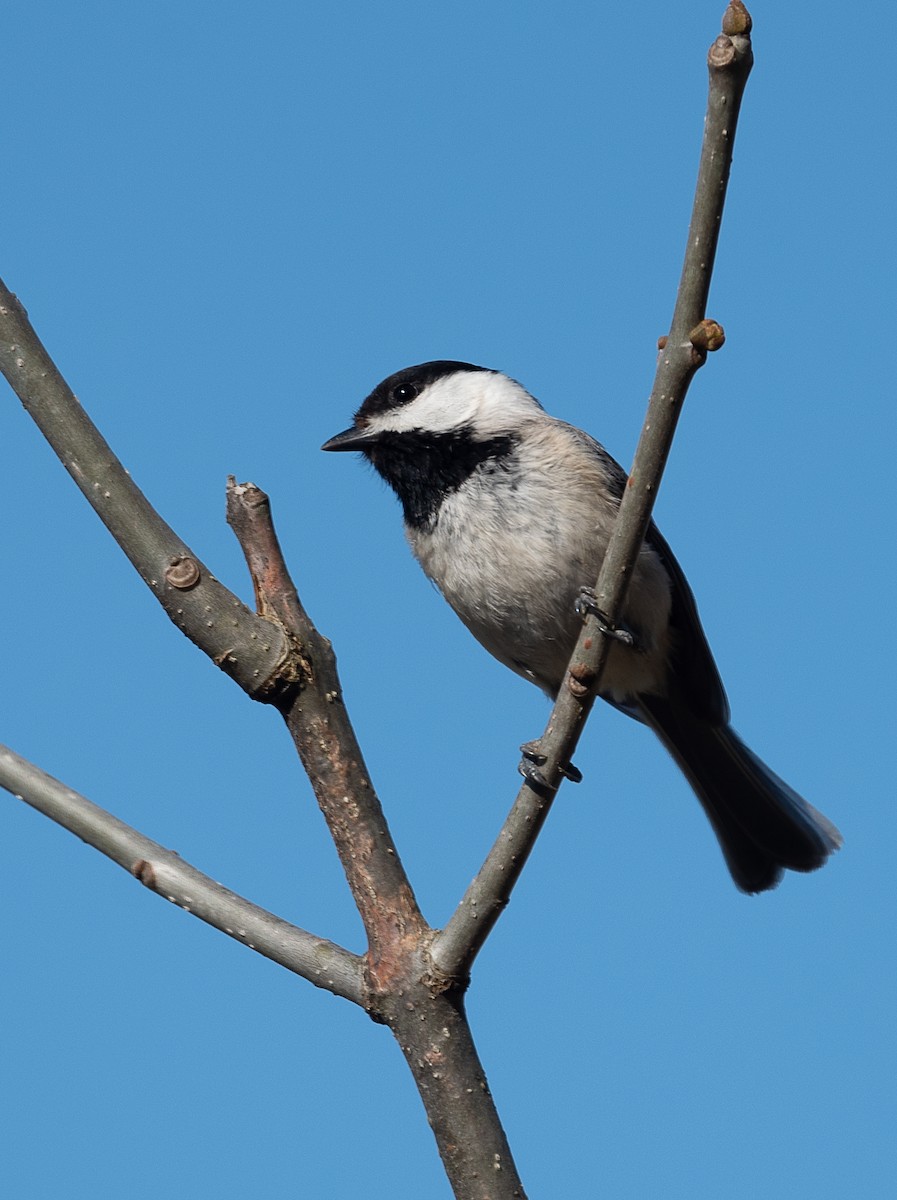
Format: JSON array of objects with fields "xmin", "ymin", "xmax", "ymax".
[
  {"xmin": 0, "ymin": 744, "xmax": 365, "ymax": 1005},
  {"xmin": 0, "ymin": 281, "xmax": 291, "ymax": 699},
  {"xmin": 431, "ymin": 0, "xmax": 754, "ymax": 982}
]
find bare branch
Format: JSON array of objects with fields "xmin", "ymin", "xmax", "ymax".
[
  {"xmin": 431, "ymin": 1, "xmax": 754, "ymax": 982},
  {"xmin": 225, "ymin": 481, "xmax": 428, "ymax": 971},
  {"xmin": 385, "ymin": 985, "xmax": 527, "ymax": 1200},
  {"xmin": 0, "ymin": 744, "xmax": 364, "ymax": 1005},
  {"xmin": 0, "ymin": 280, "xmax": 291, "ymax": 699}
]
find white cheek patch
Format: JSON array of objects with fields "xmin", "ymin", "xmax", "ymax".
[
  {"xmin": 364, "ymin": 372, "xmax": 540, "ymax": 437},
  {"xmin": 364, "ymin": 372, "xmax": 488, "ymax": 435}
]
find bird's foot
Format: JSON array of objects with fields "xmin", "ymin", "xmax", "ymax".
[
  {"xmin": 575, "ymin": 587, "xmax": 637, "ymax": 647},
  {"xmin": 519, "ymin": 741, "xmax": 583, "ymax": 792}
]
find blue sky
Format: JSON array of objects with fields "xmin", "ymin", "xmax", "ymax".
[{"xmin": 2, "ymin": 2, "xmax": 894, "ymax": 1196}]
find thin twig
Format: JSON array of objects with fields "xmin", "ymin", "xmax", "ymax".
[
  {"xmin": 0, "ymin": 744, "xmax": 365, "ymax": 1004},
  {"xmin": 431, "ymin": 1, "xmax": 754, "ymax": 982},
  {"xmin": 0, "ymin": 280, "xmax": 291, "ymax": 699}
]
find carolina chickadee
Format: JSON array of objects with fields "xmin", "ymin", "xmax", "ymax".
[{"xmin": 322, "ymin": 361, "xmax": 841, "ymax": 893}]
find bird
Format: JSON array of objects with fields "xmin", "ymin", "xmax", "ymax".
[{"xmin": 322, "ymin": 360, "xmax": 841, "ymax": 893}]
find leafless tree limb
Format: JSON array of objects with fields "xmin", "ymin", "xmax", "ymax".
[
  {"xmin": 0, "ymin": 282, "xmax": 291, "ymax": 700},
  {"xmin": 431, "ymin": 1, "xmax": 753, "ymax": 982},
  {"xmin": 0, "ymin": 744, "xmax": 364, "ymax": 1004}
]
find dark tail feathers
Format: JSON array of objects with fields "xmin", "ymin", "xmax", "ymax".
[{"xmin": 640, "ymin": 694, "xmax": 842, "ymax": 893}]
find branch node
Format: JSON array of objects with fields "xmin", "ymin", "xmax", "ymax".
[
  {"xmin": 708, "ymin": 34, "xmax": 737, "ymax": 70},
  {"xmin": 164, "ymin": 555, "xmax": 201, "ymax": 590},
  {"xmin": 567, "ymin": 662, "xmax": 597, "ymax": 698},
  {"xmin": 132, "ymin": 858, "xmax": 157, "ymax": 889}
]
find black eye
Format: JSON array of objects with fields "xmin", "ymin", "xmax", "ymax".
[{"xmin": 392, "ymin": 382, "xmax": 419, "ymax": 404}]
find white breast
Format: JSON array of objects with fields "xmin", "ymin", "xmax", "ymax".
[{"xmin": 408, "ymin": 418, "xmax": 673, "ymax": 701}]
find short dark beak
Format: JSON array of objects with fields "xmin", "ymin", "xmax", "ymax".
[{"xmin": 321, "ymin": 425, "xmax": 377, "ymax": 452}]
